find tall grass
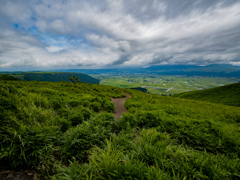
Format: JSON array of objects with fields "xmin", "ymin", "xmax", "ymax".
[{"xmin": 1, "ymin": 81, "xmax": 240, "ymax": 179}]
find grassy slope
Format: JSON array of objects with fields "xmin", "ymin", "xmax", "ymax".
[
  {"xmin": 173, "ymin": 83, "xmax": 240, "ymax": 107},
  {"xmin": 1, "ymin": 80, "xmax": 240, "ymax": 179},
  {"xmin": 2, "ymin": 72, "xmax": 100, "ymax": 84}
]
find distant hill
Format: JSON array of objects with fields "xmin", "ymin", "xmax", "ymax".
[
  {"xmin": 2, "ymin": 64, "xmax": 240, "ymax": 77},
  {"xmin": 54, "ymin": 64, "xmax": 240, "ymax": 77},
  {"xmin": 0, "ymin": 74, "xmax": 19, "ymax": 81},
  {"xmin": 173, "ymin": 83, "xmax": 240, "ymax": 107},
  {"xmin": 1, "ymin": 72, "xmax": 100, "ymax": 84}
]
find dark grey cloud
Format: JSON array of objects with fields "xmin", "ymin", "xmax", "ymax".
[
  {"xmin": 0, "ymin": 0, "xmax": 240, "ymax": 68},
  {"xmin": 112, "ymin": 55, "xmax": 132, "ymax": 65}
]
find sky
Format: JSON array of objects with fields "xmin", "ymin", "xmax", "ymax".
[{"xmin": 0, "ymin": 0, "xmax": 240, "ymax": 70}]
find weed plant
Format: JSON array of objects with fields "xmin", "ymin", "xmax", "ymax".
[{"xmin": 1, "ymin": 80, "xmax": 240, "ymax": 179}]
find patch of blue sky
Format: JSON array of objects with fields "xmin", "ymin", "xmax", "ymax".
[
  {"xmin": 27, "ymin": 26, "xmax": 38, "ymax": 34},
  {"xmin": 31, "ymin": 16, "xmax": 37, "ymax": 21},
  {"xmin": 40, "ymin": 34, "xmax": 70, "ymax": 47},
  {"xmin": 14, "ymin": 24, "xmax": 18, "ymax": 29},
  {"xmin": 14, "ymin": 22, "xmax": 94, "ymax": 51}
]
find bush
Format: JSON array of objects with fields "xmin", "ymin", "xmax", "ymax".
[
  {"xmin": 89, "ymin": 113, "xmax": 115, "ymax": 130},
  {"xmin": 82, "ymin": 100, "xmax": 90, "ymax": 108},
  {"xmin": 54, "ymin": 116, "xmax": 71, "ymax": 132},
  {"xmin": 117, "ymin": 113, "xmax": 136, "ymax": 130},
  {"xmin": 61, "ymin": 121, "xmax": 110, "ymax": 163},
  {"xmin": 79, "ymin": 107, "xmax": 92, "ymax": 120},
  {"xmin": 67, "ymin": 100, "xmax": 82, "ymax": 108},
  {"xmin": 51, "ymin": 98, "xmax": 63, "ymax": 110},
  {"xmin": 69, "ymin": 112, "xmax": 84, "ymax": 126},
  {"xmin": 53, "ymin": 140, "xmax": 170, "ymax": 179},
  {"xmin": 104, "ymin": 100, "xmax": 115, "ymax": 113},
  {"xmin": 90, "ymin": 101, "xmax": 101, "ymax": 112},
  {"xmin": 0, "ymin": 124, "xmax": 60, "ymax": 168},
  {"xmin": 134, "ymin": 111, "xmax": 162, "ymax": 128}
]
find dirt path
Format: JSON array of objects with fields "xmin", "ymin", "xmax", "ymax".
[
  {"xmin": 0, "ymin": 168, "xmax": 36, "ymax": 180},
  {"xmin": 111, "ymin": 91, "xmax": 132, "ymax": 120}
]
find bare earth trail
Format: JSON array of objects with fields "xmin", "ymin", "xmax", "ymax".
[{"xmin": 111, "ymin": 91, "xmax": 132, "ymax": 120}]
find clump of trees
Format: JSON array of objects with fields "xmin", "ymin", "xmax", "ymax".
[{"xmin": 68, "ymin": 75, "xmax": 80, "ymax": 88}]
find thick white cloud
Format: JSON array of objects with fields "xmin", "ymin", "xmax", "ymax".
[{"xmin": 0, "ymin": 0, "xmax": 240, "ymax": 69}]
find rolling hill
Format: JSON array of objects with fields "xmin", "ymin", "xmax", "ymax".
[
  {"xmin": 0, "ymin": 79, "xmax": 240, "ymax": 179},
  {"xmin": 173, "ymin": 83, "xmax": 240, "ymax": 107},
  {"xmin": 0, "ymin": 72, "xmax": 100, "ymax": 84}
]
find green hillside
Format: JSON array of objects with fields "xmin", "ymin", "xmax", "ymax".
[
  {"xmin": 174, "ymin": 83, "xmax": 240, "ymax": 107},
  {"xmin": 1, "ymin": 72, "xmax": 100, "ymax": 84},
  {"xmin": 1, "ymin": 80, "xmax": 240, "ymax": 179},
  {"xmin": 0, "ymin": 74, "xmax": 19, "ymax": 81}
]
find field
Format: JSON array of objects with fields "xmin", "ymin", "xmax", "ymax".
[
  {"xmin": 93, "ymin": 74, "xmax": 240, "ymax": 95},
  {"xmin": 1, "ymin": 78, "xmax": 240, "ymax": 179}
]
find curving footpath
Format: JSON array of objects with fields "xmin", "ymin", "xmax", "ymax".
[{"xmin": 111, "ymin": 91, "xmax": 132, "ymax": 120}]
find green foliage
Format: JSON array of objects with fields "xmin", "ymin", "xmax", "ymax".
[
  {"xmin": 174, "ymin": 83, "xmax": 240, "ymax": 107},
  {"xmin": 53, "ymin": 139, "xmax": 170, "ymax": 180},
  {"xmin": 0, "ymin": 74, "xmax": 19, "ymax": 81},
  {"xmin": 68, "ymin": 75, "xmax": 80, "ymax": 88},
  {"xmin": 0, "ymin": 80, "xmax": 124, "ymax": 178},
  {"xmin": 134, "ymin": 110, "xmax": 162, "ymax": 128},
  {"xmin": 90, "ymin": 101, "xmax": 101, "ymax": 112},
  {"xmin": 103, "ymin": 99, "xmax": 115, "ymax": 113},
  {"xmin": 1, "ymin": 72, "xmax": 100, "ymax": 84},
  {"xmin": 1, "ymin": 80, "xmax": 240, "ymax": 179},
  {"xmin": 0, "ymin": 124, "xmax": 60, "ymax": 169},
  {"xmin": 117, "ymin": 113, "xmax": 136, "ymax": 130},
  {"xmin": 61, "ymin": 113, "xmax": 115, "ymax": 163}
]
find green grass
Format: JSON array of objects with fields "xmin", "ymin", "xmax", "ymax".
[
  {"xmin": 1, "ymin": 80, "xmax": 240, "ymax": 179},
  {"xmin": 174, "ymin": 83, "xmax": 240, "ymax": 107},
  {"xmin": 94, "ymin": 74, "xmax": 240, "ymax": 95}
]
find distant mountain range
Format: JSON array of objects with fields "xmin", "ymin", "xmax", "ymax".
[
  {"xmin": 52, "ymin": 64, "xmax": 240, "ymax": 77},
  {"xmin": 1, "ymin": 64, "xmax": 240, "ymax": 77}
]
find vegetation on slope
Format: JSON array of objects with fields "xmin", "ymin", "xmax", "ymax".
[
  {"xmin": 173, "ymin": 83, "xmax": 240, "ymax": 107},
  {"xmin": 1, "ymin": 72, "xmax": 100, "ymax": 84},
  {"xmin": 1, "ymin": 80, "xmax": 240, "ymax": 179},
  {"xmin": 0, "ymin": 74, "xmax": 19, "ymax": 81}
]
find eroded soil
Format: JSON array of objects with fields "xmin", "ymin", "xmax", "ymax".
[{"xmin": 111, "ymin": 92, "xmax": 132, "ymax": 120}]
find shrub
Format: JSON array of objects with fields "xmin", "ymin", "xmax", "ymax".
[
  {"xmin": 89, "ymin": 113, "xmax": 115, "ymax": 130},
  {"xmin": 117, "ymin": 113, "xmax": 136, "ymax": 130},
  {"xmin": 61, "ymin": 121, "xmax": 109, "ymax": 163},
  {"xmin": 104, "ymin": 100, "xmax": 115, "ymax": 113},
  {"xmin": 79, "ymin": 107, "xmax": 92, "ymax": 120},
  {"xmin": 57, "ymin": 107, "xmax": 71, "ymax": 119},
  {"xmin": 67, "ymin": 100, "xmax": 82, "ymax": 108},
  {"xmin": 134, "ymin": 111, "xmax": 162, "ymax": 128},
  {"xmin": 90, "ymin": 101, "xmax": 101, "ymax": 112},
  {"xmin": 69, "ymin": 112, "xmax": 84, "ymax": 126},
  {"xmin": 54, "ymin": 116, "xmax": 71, "ymax": 132},
  {"xmin": 51, "ymin": 98, "xmax": 63, "ymax": 110},
  {"xmin": 82, "ymin": 100, "xmax": 90, "ymax": 108},
  {"xmin": 53, "ymin": 140, "xmax": 170, "ymax": 180},
  {"xmin": 0, "ymin": 124, "xmax": 61, "ymax": 168}
]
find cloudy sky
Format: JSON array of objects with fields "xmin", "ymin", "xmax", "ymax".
[{"xmin": 0, "ymin": 0, "xmax": 240, "ymax": 69}]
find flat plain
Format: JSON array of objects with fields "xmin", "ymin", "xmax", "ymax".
[{"xmin": 93, "ymin": 74, "xmax": 240, "ymax": 95}]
